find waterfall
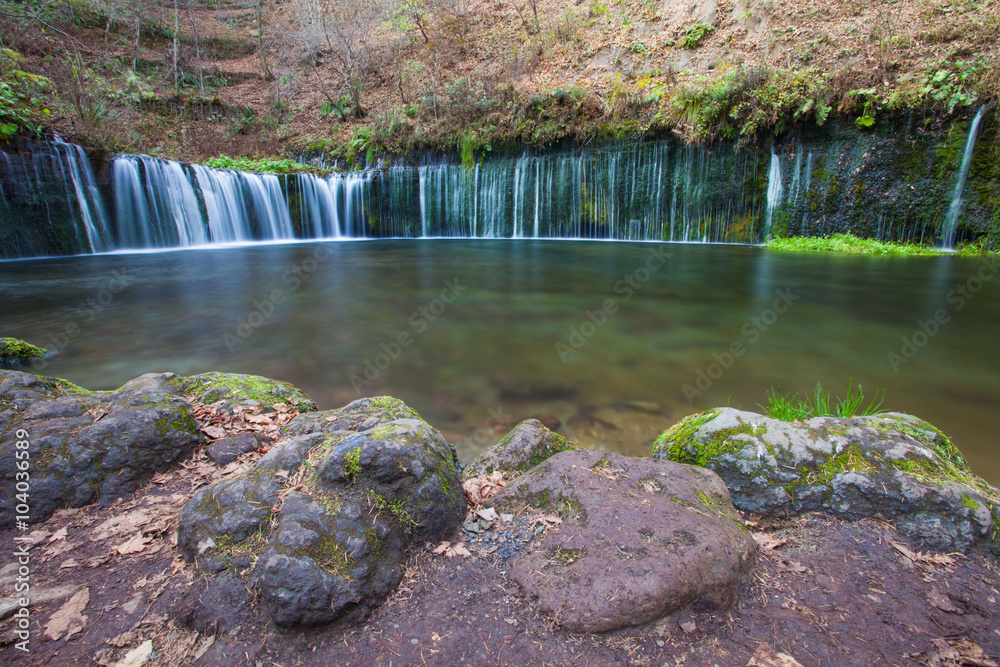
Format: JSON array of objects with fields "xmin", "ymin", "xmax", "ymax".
[
  {"xmin": 764, "ymin": 146, "xmax": 784, "ymax": 238},
  {"xmin": 942, "ymin": 106, "xmax": 986, "ymax": 249},
  {"xmin": 2, "ymin": 121, "xmax": 992, "ymax": 259}
]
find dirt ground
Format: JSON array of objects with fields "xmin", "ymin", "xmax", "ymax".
[{"xmin": 1, "ymin": 448, "xmax": 998, "ymax": 667}]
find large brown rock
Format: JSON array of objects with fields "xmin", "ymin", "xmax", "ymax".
[{"xmin": 489, "ymin": 449, "xmax": 756, "ymax": 633}]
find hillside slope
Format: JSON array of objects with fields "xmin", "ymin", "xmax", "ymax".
[{"xmin": 0, "ymin": 0, "xmax": 996, "ymax": 163}]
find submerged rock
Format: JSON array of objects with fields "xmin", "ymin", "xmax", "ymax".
[
  {"xmin": 462, "ymin": 418, "xmax": 579, "ymax": 479},
  {"xmin": 177, "ymin": 396, "xmax": 464, "ymax": 627},
  {"xmin": 652, "ymin": 408, "xmax": 1000, "ymax": 554},
  {"xmin": 488, "ymin": 449, "xmax": 756, "ymax": 633},
  {"xmin": 0, "ymin": 371, "xmax": 201, "ymax": 526}
]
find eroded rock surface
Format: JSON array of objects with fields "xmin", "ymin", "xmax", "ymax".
[
  {"xmin": 0, "ymin": 371, "xmax": 201, "ymax": 526},
  {"xmin": 177, "ymin": 396, "xmax": 464, "ymax": 627},
  {"xmin": 489, "ymin": 449, "xmax": 756, "ymax": 633},
  {"xmin": 653, "ymin": 408, "xmax": 1000, "ymax": 554}
]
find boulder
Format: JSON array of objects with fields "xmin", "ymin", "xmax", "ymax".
[
  {"xmin": 0, "ymin": 338, "xmax": 47, "ymax": 368},
  {"xmin": 462, "ymin": 419, "xmax": 579, "ymax": 479},
  {"xmin": 177, "ymin": 396, "xmax": 464, "ymax": 627},
  {"xmin": 205, "ymin": 433, "xmax": 260, "ymax": 464},
  {"xmin": 488, "ymin": 449, "xmax": 756, "ymax": 633},
  {"xmin": 181, "ymin": 372, "xmax": 317, "ymax": 412},
  {"xmin": 0, "ymin": 371, "xmax": 202, "ymax": 526},
  {"xmin": 653, "ymin": 408, "xmax": 1000, "ymax": 554}
]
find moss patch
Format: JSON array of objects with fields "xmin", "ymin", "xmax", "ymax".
[
  {"xmin": 653, "ymin": 409, "xmax": 757, "ymax": 467},
  {"xmin": 0, "ymin": 338, "xmax": 47, "ymax": 365},
  {"xmin": 182, "ymin": 372, "xmax": 316, "ymax": 412}
]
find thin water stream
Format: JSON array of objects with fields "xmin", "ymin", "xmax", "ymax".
[{"xmin": 2, "ymin": 240, "xmax": 998, "ymax": 484}]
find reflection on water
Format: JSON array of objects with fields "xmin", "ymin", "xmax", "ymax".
[{"xmin": 2, "ymin": 240, "xmax": 998, "ymax": 484}]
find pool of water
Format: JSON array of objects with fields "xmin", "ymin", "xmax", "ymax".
[{"xmin": 2, "ymin": 240, "xmax": 998, "ymax": 484}]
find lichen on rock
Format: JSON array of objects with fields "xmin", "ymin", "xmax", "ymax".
[
  {"xmin": 652, "ymin": 408, "xmax": 1000, "ymax": 555},
  {"xmin": 0, "ymin": 370, "xmax": 202, "ymax": 526},
  {"xmin": 177, "ymin": 396, "xmax": 464, "ymax": 627}
]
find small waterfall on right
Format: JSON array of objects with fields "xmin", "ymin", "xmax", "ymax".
[
  {"xmin": 764, "ymin": 146, "xmax": 784, "ymax": 238},
  {"xmin": 942, "ymin": 106, "xmax": 986, "ymax": 249}
]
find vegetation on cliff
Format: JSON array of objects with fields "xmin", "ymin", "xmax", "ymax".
[{"xmin": 0, "ymin": 0, "xmax": 996, "ymax": 163}]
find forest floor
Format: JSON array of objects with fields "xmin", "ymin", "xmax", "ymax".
[
  {"xmin": 1, "ymin": 445, "xmax": 998, "ymax": 667},
  {"xmin": 0, "ymin": 0, "xmax": 998, "ymax": 162}
]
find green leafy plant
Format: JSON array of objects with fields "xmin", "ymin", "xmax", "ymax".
[
  {"xmin": 681, "ymin": 23, "xmax": 715, "ymax": 49},
  {"xmin": 202, "ymin": 156, "xmax": 322, "ymax": 175},
  {"xmin": 0, "ymin": 48, "xmax": 51, "ymax": 139},
  {"xmin": 320, "ymin": 95, "xmax": 352, "ymax": 121}
]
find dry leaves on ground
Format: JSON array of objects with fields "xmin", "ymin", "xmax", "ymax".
[
  {"xmin": 44, "ymin": 587, "xmax": 89, "ymax": 641},
  {"xmin": 911, "ymin": 637, "xmax": 998, "ymax": 667},
  {"xmin": 462, "ymin": 472, "xmax": 505, "ymax": 508},
  {"xmin": 433, "ymin": 541, "xmax": 472, "ymax": 558},
  {"xmin": 190, "ymin": 400, "xmax": 298, "ymax": 444}
]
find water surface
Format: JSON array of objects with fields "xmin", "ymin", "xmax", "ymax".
[{"xmin": 2, "ymin": 240, "xmax": 998, "ymax": 484}]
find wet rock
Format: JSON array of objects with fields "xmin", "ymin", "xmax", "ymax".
[
  {"xmin": 463, "ymin": 419, "xmax": 579, "ymax": 479},
  {"xmin": 181, "ymin": 372, "xmax": 317, "ymax": 412},
  {"xmin": 0, "ymin": 338, "xmax": 47, "ymax": 368},
  {"xmin": 172, "ymin": 573, "xmax": 252, "ymax": 635},
  {"xmin": 653, "ymin": 408, "xmax": 1000, "ymax": 554},
  {"xmin": 489, "ymin": 449, "xmax": 756, "ymax": 633},
  {"xmin": 178, "ymin": 396, "xmax": 464, "ymax": 627},
  {"xmin": 205, "ymin": 433, "xmax": 260, "ymax": 465},
  {"xmin": 0, "ymin": 371, "xmax": 202, "ymax": 526}
]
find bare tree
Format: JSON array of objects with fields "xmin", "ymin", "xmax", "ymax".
[{"xmin": 290, "ymin": 0, "xmax": 387, "ymax": 117}]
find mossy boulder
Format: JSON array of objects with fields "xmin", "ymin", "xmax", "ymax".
[
  {"xmin": 0, "ymin": 371, "xmax": 202, "ymax": 526},
  {"xmin": 488, "ymin": 449, "xmax": 756, "ymax": 633},
  {"xmin": 463, "ymin": 418, "xmax": 580, "ymax": 480},
  {"xmin": 0, "ymin": 338, "xmax": 47, "ymax": 368},
  {"xmin": 653, "ymin": 408, "xmax": 1000, "ymax": 554},
  {"xmin": 177, "ymin": 396, "xmax": 464, "ymax": 627},
  {"xmin": 181, "ymin": 372, "xmax": 317, "ymax": 412}
]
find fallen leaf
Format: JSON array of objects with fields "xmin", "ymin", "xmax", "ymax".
[
  {"xmin": 44, "ymin": 587, "xmax": 89, "ymax": 641},
  {"xmin": 113, "ymin": 639, "xmax": 153, "ymax": 667},
  {"xmin": 59, "ymin": 558, "xmax": 79, "ymax": 569},
  {"xmin": 431, "ymin": 632, "xmax": 441, "ymax": 641},
  {"xmin": 927, "ymin": 589, "xmax": 961, "ymax": 614},
  {"xmin": 192, "ymin": 635, "xmax": 215, "ymax": 661},
  {"xmin": 115, "ymin": 534, "xmax": 153, "ymax": 555},
  {"xmin": 109, "ymin": 630, "xmax": 138, "ymax": 647},
  {"xmin": 918, "ymin": 637, "xmax": 998, "ymax": 667},
  {"xmin": 752, "ymin": 534, "xmax": 789, "ymax": 551},
  {"xmin": 49, "ymin": 527, "xmax": 68, "ymax": 542},
  {"xmin": 680, "ymin": 620, "xmax": 696, "ymax": 634},
  {"xmin": 499, "ymin": 513, "xmax": 514, "ymax": 523},
  {"xmin": 776, "ymin": 558, "xmax": 807, "ymax": 573},
  {"xmin": 748, "ymin": 644, "xmax": 805, "ymax": 667},
  {"xmin": 201, "ymin": 425, "xmax": 226, "ymax": 440},
  {"xmin": 476, "ymin": 507, "xmax": 499, "ymax": 522},
  {"xmin": 433, "ymin": 541, "xmax": 471, "ymax": 558}
]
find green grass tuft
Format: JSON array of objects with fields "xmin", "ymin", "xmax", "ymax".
[{"xmin": 762, "ymin": 380, "xmax": 886, "ymax": 420}]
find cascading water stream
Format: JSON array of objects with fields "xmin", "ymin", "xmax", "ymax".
[
  {"xmin": 764, "ymin": 146, "xmax": 784, "ymax": 239},
  {"xmin": 2, "ymin": 123, "xmax": 983, "ymax": 260},
  {"xmin": 942, "ymin": 106, "xmax": 986, "ymax": 249}
]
